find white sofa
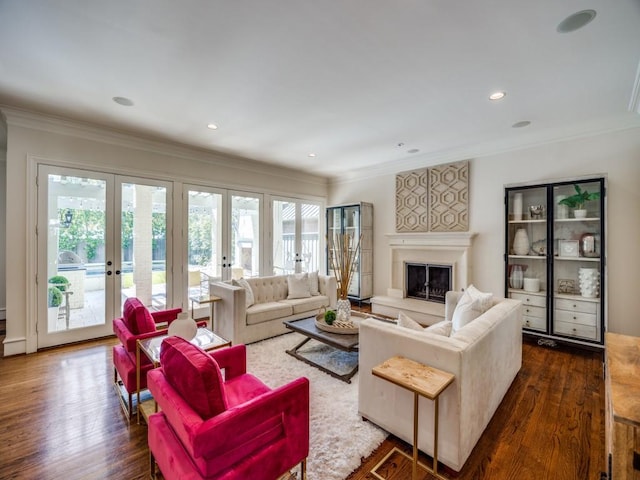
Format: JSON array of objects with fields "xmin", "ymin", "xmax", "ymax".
[
  {"xmin": 358, "ymin": 291, "xmax": 522, "ymax": 472},
  {"xmin": 210, "ymin": 274, "xmax": 337, "ymax": 345}
]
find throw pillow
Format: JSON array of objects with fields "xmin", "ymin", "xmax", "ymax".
[
  {"xmin": 397, "ymin": 311, "xmax": 424, "ymax": 331},
  {"xmin": 451, "ymin": 290, "xmax": 483, "ymax": 333},
  {"xmin": 424, "ymin": 320, "xmax": 453, "ymax": 337},
  {"xmin": 160, "ymin": 336, "xmax": 227, "ymax": 419},
  {"xmin": 287, "ymin": 272, "xmax": 311, "ymax": 299},
  {"xmin": 465, "ymin": 284, "xmax": 493, "ymax": 314},
  {"xmin": 308, "ymin": 270, "xmax": 320, "ymax": 296},
  {"xmin": 233, "ymin": 278, "xmax": 255, "ymax": 308}
]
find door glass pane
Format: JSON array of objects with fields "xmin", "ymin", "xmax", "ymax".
[
  {"xmin": 121, "ymin": 183, "xmax": 167, "ymax": 311},
  {"xmin": 187, "ymin": 190, "xmax": 223, "ymax": 296},
  {"xmin": 273, "ymin": 200, "xmax": 295, "ymax": 275},
  {"xmin": 300, "ymin": 203, "xmax": 320, "ymax": 273},
  {"xmin": 47, "ymin": 174, "xmax": 106, "ymax": 332},
  {"xmin": 231, "ymin": 194, "xmax": 260, "ymax": 278}
]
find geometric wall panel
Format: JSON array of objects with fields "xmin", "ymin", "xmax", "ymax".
[
  {"xmin": 395, "ymin": 169, "xmax": 429, "ymax": 232},
  {"xmin": 428, "ymin": 160, "xmax": 469, "ymax": 232}
]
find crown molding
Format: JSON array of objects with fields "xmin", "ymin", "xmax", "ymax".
[
  {"xmin": 331, "ymin": 114, "xmax": 640, "ymax": 186},
  {"xmin": 0, "ymin": 105, "xmax": 329, "ymax": 187}
]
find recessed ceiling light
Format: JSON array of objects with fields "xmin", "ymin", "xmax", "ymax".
[
  {"xmin": 489, "ymin": 91, "xmax": 506, "ymax": 101},
  {"xmin": 113, "ymin": 96, "xmax": 134, "ymax": 107},
  {"xmin": 207, "ymin": 123, "xmax": 218, "ymax": 130},
  {"xmin": 308, "ymin": 153, "xmax": 316, "ymax": 157},
  {"xmin": 557, "ymin": 10, "xmax": 596, "ymax": 33},
  {"xmin": 512, "ymin": 121, "xmax": 531, "ymax": 128},
  {"xmin": 407, "ymin": 149, "xmax": 420, "ymax": 154}
]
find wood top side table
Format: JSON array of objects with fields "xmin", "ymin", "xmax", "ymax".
[
  {"xmin": 189, "ymin": 294, "xmax": 222, "ymax": 330},
  {"xmin": 136, "ymin": 327, "xmax": 231, "ymax": 423},
  {"xmin": 371, "ymin": 356, "xmax": 455, "ymax": 480}
]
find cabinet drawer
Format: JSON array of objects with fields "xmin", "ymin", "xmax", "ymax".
[
  {"xmin": 522, "ymin": 315, "xmax": 546, "ymax": 331},
  {"xmin": 555, "ymin": 309, "xmax": 597, "ymax": 327},
  {"xmin": 554, "ymin": 320, "xmax": 597, "ymax": 340},
  {"xmin": 555, "ymin": 298, "xmax": 598, "ymax": 314},
  {"xmin": 510, "ymin": 292, "xmax": 546, "ymax": 308},
  {"xmin": 522, "ymin": 305, "xmax": 545, "ymax": 319}
]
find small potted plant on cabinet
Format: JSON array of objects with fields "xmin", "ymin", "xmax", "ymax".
[{"xmin": 557, "ymin": 184, "xmax": 600, "ymax": 219}]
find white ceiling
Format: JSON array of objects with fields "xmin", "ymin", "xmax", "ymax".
[{"xmin": 1, "ymin": 1, "xmax": 639, "ymax": 178}]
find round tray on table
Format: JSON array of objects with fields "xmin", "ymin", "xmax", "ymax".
[{"xmin": 314, "ymin": 311, "xmax": 369, "ymax": 335}]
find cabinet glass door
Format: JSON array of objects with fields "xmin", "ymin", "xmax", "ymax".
[
  {"xmin": 552, "ymin": 180, "xmax": 603, "ymax": 343},
  {"xmin": 506, "ymin": 186, "xmax": 548, "ymax": 333}
]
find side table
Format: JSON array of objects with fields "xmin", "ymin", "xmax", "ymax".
[
  {"xmin": 189, "ymin": 294, "xmax": 221, "ymax": 330},
  {"xmin": 371, "ymin": 355, "xmax": 455, "ymax": 480},
  {"xmin": 136, "ymin": 327, "xmax": 231, "ymax": 423}
]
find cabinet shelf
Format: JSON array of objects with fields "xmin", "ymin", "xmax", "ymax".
[
  {"xmin": 554, "ymin": 292, "xmax": 600, "ymax": 302},
  {"xmin": 508, "ymin": 219, "xmax": 547, "ymax": 224},
  {"xmin": 554, "ymin": 217, "xmax": 600, "ymax": 223},
  {"xmin": 508, "ymin": 288, "xmax": 546, "ymax": 296},
  {"xmin": 554, "ymin": 256, "xmax": 600, "ymax": 262},
  {"xmin": 509, "ymin": 255, "xmax": 546, "ymax": 260}
]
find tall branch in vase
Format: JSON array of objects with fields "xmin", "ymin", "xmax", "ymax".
[{"xmin": 328, "ymin": 232, "xmax": 361, "ymax": 320}]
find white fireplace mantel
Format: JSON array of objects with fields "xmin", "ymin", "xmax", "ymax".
[{"xmin": 385, "ymin": 232, "xmax": 476, "ymax": 248}]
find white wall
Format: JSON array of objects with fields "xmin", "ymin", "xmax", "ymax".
[
  {"xmin": 2, "ymin": 108, "xmax": 328, "ymax": 355},
  {"xmin": 330, "ymin": 127, "xmax": 640, "ymax": 337}
]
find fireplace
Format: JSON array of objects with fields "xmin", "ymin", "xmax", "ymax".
[{"xmin": 405, "ymin": 263, "xmax": 452, "ymax": 303}]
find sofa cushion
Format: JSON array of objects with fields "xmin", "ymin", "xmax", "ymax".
[
  {"xmin": 450, "ymin": 314, "xmax": 491, "ymax": 345},
  {"xmin": 246, "ymin": 302, "xmax": 293, "ymax": 325},
  {"xmin": 424, "ymin": 320, "xmax": 453, "ymax": 337},
  {"xmin": 159, "ymin": 336, "xmax": 227, "ymax": 419},
  {"xmin": 234, "ymin": 278, "xmax": 255, "ymax": 308},
  {"xmin": 308, "ymin": 270, "xmax": 320, "ymax": 296},
  {"xmin": 246, "ymin": 275, "xmax": 289, "ymax": 304},
  {"xmin": 287, "ymin": 273, "xmax": 311, "ymax": 299},
  {"xmin": 122, "ymin": 297, "xmax": 156, "ymax": 334},
  {"xmin": 466, "ymin": 284, "xmax": 493, "ymax": 314},
  {"xmin": 451, "ymin": 290, "xmax": 483, "ymax": 333},
  {"xmin": 397, "ymin": 311, "xmax": 424, "ymax": 331},
  {"xmin": 280, "ymin": 295, "xmax": 328, "ymax": 315}
]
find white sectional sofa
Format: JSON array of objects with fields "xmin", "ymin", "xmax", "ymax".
[
  {"xmin": 210, "ymin": 274, "xmax": 337, "ymax": 345},
  {"xmin": 358, "ymin": 291, "xmax": 522, "ymax": 472}
]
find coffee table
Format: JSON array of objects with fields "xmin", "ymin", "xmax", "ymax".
[{"xmin": 283, "ymin": 314, "xmax": 365, "ymax": 383}]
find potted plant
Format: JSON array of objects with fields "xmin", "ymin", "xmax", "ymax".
[
  {"xmin": 48, "ymin": 275, "xmax": 70, "ymax": 292},
  {"xmin": 557, "ymin": 184, "xmax": 600, "ymax": 219},
  {"xmin": 48, "ymin": 286, "xmax": 63, "ymax": 326}
]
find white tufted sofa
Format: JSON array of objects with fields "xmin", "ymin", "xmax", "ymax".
[
  {"xmin": 358, "ymin": 291, "xmax": 522, "ymax": 472},
  {"xmin": 210, "ymin": 274, "xmax": 337, "ymax": 345}
]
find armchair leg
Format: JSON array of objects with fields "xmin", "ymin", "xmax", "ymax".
[
  {"xmin": 149, "ymin": 451, "xmax": 156, "ymax": 479},
  {"xmin": 300, "ymin": 458, "xmax": 306, "ymax": 480}
]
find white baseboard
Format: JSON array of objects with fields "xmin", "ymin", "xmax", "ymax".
[{"xmin": 2, "ymin": 336, "xmax": 26, "ymax": 356}]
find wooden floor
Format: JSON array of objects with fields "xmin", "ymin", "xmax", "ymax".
[{"xmin": 0, "ymin": 334, "xmax": 605, "ymax": 480}]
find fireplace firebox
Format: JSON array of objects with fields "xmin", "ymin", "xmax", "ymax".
[{"xmin": 405, "ymin": 263, "xmax": 452, "ymax": 303}]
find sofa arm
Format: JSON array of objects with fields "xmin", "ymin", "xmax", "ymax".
[
  {"xmin": 152, "ymin": 307, "xmax": 182, "ymax": 325},
  {"xmin": 318, "ymin": 274, "xmax": 337, "ymax": 308},
  {"xmin": 210, "ymin": 281, "xmax": 246, "ymax": 343}
]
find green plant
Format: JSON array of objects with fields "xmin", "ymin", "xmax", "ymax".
[
  {"xmin": 558, "ymin": 184, "xmax": 600, "ymax": 210},
  {"xmin": 48, "ymin": 275, "xmax": 70, "ymax": 292},
  {"xmin": 324, "ymin": 309, "xmax": 337, "ymax": 325},
  {"xmin": 48, "ymin": 286, "xmax": 63, "ymax": 308}
]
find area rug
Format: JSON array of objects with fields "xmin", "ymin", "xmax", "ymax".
[{"xmin": 246, "ymin": 332, "xmax": 387, "ymax": 480}]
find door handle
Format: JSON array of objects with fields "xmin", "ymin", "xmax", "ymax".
[
  {"xmin": 115, "ymin": 270, "xmax": 121, "ymax": 275},
  {"xmin": 106, "ymin": 271, "xmax": 112, "ymax": 276}
]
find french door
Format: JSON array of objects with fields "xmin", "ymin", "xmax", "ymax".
[
  {"xmin": 37, "ymin": 165, "xmax": 171, "ymax": 348},
  {"xmin": 272, "ymin": 198, "xmax": 321, "ymax": 275}
]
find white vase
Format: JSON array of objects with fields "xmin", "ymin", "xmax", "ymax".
[
  {"xmin": 336, "ymin": 298, "xmax": 351, "ymax": 321},
  {"xmin": 512, "ymin": 193, "xmax": 523, "ymax": 221},
  {"xmin": 574, "ymin": 209, "xmax": 588, "ymax": 219},
  {"xmin": 509, "ymin": 265, "xmax": 524, "ymax": 289},
  {"xmin": 168, "ymin": 311, "xmax": 198, "ymax": 340},
  {"xmin": 512, "ymin": 228, "xmax": 530, "ymax": 256},
  {"xmin": 556, "ymin": 195, "xmax": 569, "ymax": 219},
  {"xmin": 578, "ymin": 268, "xmax": 599, "ymax": 298}
]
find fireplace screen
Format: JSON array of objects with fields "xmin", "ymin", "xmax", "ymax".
[{"xmin": 405, "ymin": 263, "xmax": 452, "ymax": 303}]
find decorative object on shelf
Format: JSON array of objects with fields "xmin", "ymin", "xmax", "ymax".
[
  {"xmin": 509, "ymin": 265, "xmax": 524, "ymax": 289},
  {"xmin": 529, "ymin": 205, "xmax": 545, "ymax": 219},
  {"xmin": 523, "ymin": 277, "xmax": 540, "ymax": 293},
  {"xmin": 578, "ymin": 268, "xmax": 600, "ymax": 298},
  {"xmin": 580, "ymin": 232, "xmax": 597, "ymax": 257},
  {"xmin": 168, "ymin": 311, "xmax": 198, "ymax": 340},
  {"xmin": 556, "ymin": 195, "xmax": 569, "ymax": 219},
  {"xmin": 328, "ymin": 231, "xmax": 361, "ymax": 320},
  {"xmin": 513, "ymin": 193, "xmax": 523, "ymax": 220},
  {"xmin": 531, "ymin": 239, "xmax": 546, "ymax": 256},
  {"xmin": 512, "ymin": 228, "xmax": 530, "ymax": 255},
  {"xmin": 558, "ymin": 184, "xmax": 600, "ymax": 219},
  {"xmin": 557, "ymin": 278, "xmax": 576, "ymax": 294},
  {"xmin": 558, "ymin": 240, "xmax": 579, "ymax": 257}
]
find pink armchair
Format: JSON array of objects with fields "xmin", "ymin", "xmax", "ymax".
[
  {"xmin": 112, "ymin": 297, "xmax": 204, "ymax": 418},
  {"xmin": 147, "ymin": 337, "xmax": 309, "ymax": 480}
]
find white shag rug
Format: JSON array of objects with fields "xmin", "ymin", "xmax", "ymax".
[{"xmin": 245, "ymin": 332, "xmax": 387, "ymax": 480}]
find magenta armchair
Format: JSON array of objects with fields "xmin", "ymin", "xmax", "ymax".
[
  {"xmin": 112, "ymin": 297, "xmax": 203, "ymax": 418},
  {"xmin": 147, "ymin": 337, "xmax": 309, "ymax": 480}
]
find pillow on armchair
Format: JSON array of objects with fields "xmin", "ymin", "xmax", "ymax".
[
  {"xmin": 160, "ymin": 336, "xmax": 228, "ymax": 419},
  {"xmin": 122, "ymin": 297, "xmax": 156, "ymax": 334}
]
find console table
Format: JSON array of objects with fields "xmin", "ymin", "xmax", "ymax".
[
  {"xmin": 605, "ymin": 332, "xmax": 640, "ymax": 479},
  {"xmin": 371, "ymin": 355, "xmax": 454, "ymax": 480}
]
